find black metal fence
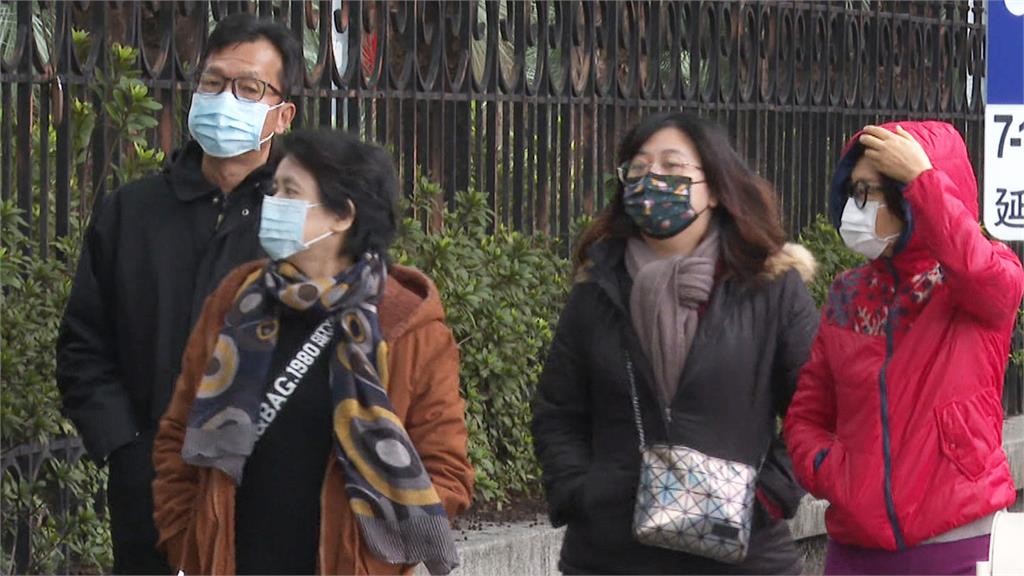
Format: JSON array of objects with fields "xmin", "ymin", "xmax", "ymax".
[
  {"xmin": 2, "ymin": 1, "xmax": 994, "ymax": 240},
  {"xmin": 0, "ymin": 439, "xmax": 91, "ymax": 574},
  {"xmin": 1, "ymin": 1, "xmax": 1021, "ymax": 570}
]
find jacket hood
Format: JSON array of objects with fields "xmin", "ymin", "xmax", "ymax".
[
  {"xmin": 166, "ymin": 141, "xmax": 216, "ymax": 202},
  {"xmin": 829, "ymin": 121, "xmax": 978, "ymax": 265},
  {"xmin": 760, "ymin": 243, "xmax": 817, "ymax": 284},
  {"xmin": 379, "ymin": 264, "xmax": 448, "ymax": 341},
  {"xmin": 230, "ymin": 260, "xmax": 445, "ymax": 342}
]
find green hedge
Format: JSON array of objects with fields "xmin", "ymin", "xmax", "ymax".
[
  {"xmin": 797, "ymin": 213, "xmax": 866, "ymax": 308},
  {"xmin": 394, "ymin": 179, "xmax": 570, "ymax": 503},
  {"xmin": 1, "ymin": 203, "xmax": 112, "ymax": 574},
  {"xmin": 1, "ymin": 40, "xmax": 167, "ymax": 574}
]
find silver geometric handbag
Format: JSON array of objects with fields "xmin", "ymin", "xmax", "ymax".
[{"xmin": 625, "ymin": 356, "xmax": 761, "ymax": 564}]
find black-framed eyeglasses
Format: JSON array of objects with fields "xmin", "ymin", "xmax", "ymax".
[
  {"xmin": 620, "ymin": 174, "xmax": 707, "ymax": 197},
  {"xmin": 196, "ymin": 72, "xmax": 285, "ymax": 104},
  {"xmin": 616, "ymin": 159, "xmax": 704, "ymax": 184},
  {"xmin": 845, "ymin": 180, "xmax": 887, "ymax": 209}
]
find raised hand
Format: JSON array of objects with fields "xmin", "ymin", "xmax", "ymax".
[{"xmin": 858, "ymin": 125, "xmax": 933, "ymax": 184}]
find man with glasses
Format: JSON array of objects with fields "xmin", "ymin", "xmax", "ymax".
[{"xmin": 57, "ymin": 13, "xmax": 300, "ymax": 574}]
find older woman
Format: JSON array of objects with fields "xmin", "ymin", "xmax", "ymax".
[{"xmin": 152, "ymin": 129, "xmax": 474, "ymax": 575}]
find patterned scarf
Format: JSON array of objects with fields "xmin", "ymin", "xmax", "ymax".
[{"xmin": 182, "ymin": 254, "xmax": 459, "ymax": 574}]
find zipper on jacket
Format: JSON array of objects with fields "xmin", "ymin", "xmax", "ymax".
[{"xmin": 879, "ymin": 259, "xmax": 907, "ymax": 550}]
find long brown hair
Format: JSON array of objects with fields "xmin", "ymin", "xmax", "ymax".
[{"xmin": 575, "ymin": 112, "xmax": 786, "ymax": 282}]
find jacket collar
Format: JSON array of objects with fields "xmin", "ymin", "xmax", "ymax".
[
  {"xmin": 168, "ymin": 140, "xmax": 280, "ymax": 202},
  {"xmin": 869, "ymin": 250, "xmax": 938, "ymax": 282},
  {"xmin": 581, "ymin": 238, "xmax": 631, "ymax": 313}
]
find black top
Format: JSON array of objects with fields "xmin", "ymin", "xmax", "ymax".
[
  {"xmin": 531, "ymin": 239, "xmax": 818, "ymax": 575},
  {"xmin": 57, "ymin": 140, "xmax": 278, "ymax": 461},
  {"xmin": 235, "ymin": 308, "xmax": 334, "ymax": 575}
]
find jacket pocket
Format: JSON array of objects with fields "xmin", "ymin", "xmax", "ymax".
[
  {"xmin": 757, "ymin": 444, "xmax": 806, "ymax": 520},
  {"xmin": 580, "ymin": 466, "xmax": 635, "ymax": 519},
  {"xmin": 813, "ymin": 447, "xmax": 831, "ymax": 472},
  {"xmin": 814, "ymin": 441, "xmax": 849, "ymax": 507},
  {"xmin": 578, "ymin": 467, "xmax": 636, "ymax": 549},
  {"xmin": 934, "ymin": 392, "xmax": 1001, "ymax": 482}
]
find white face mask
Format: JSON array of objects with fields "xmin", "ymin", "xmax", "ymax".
[{"xmin": 839, "ymin": 197, "xmax": 899, "ymax": 260}]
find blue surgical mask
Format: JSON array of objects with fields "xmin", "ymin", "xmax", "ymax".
[
  {"xmin": 187, "ymin": 92, "xmax": 284, "ymax": 158},
  {"xmin": 259, "ymin": 196, "xmax": 336, "ymax": 261}
]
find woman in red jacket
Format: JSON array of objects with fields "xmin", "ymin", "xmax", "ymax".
[{"xmin": 784, "ymin": 121, "xmax": 1022, "ymax": 575}]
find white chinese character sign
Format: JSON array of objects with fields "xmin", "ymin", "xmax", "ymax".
[{"xmin": 984, "ymin": 0, "xmax": 1024, "ymax": 240}]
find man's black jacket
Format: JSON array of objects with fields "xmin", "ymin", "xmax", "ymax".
[{"xmin": 57, "ymin": 141, "xmax": 276, "ymax": 461}]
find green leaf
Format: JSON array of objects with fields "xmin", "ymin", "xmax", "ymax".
[
  {"xmin": 139, "ymin": 99, "xmax": 163, "ymax": 112},
  {"xmin": 135, "ymin": 116, "xmax": 159, "ymax": 129},
  {"xmin": 393, "ymin": 182, "xmax": 571, "ymax": 505}
]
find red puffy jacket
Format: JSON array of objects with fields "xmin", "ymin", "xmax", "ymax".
[{"xmin": 783, "ymin": 121, "xmax": 1022, "ymax": 551}]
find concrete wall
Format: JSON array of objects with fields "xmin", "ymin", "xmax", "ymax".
[{"xmin": 420, "ymin": 416, "xmax": 1024, "ymax": 576}]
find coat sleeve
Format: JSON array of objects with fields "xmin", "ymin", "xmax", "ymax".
[
  {"xmin": 783, "ymin": 311, "xmax": 839, "ymax": 500},
  {"xmin": 771, "ymin": 270, "xmax": 819, "ymax": 418},
  {"xmin": 759, "ymin": 270, "xmax": 818, "ymax": 518},
  {"xmin": 903, "ymin": 168, "xmax": 1024, "ymax": 328},
  {"xmin": 531, "ymin": 285, "xmax": 592, "ymax": 527},
  {"xmin": 151, "ymin": 279, "xmax": 228, "ymax": 569},
  {"xmin": 402, "ymin": 321, "xmax": 475, "ymax": 519},
  {"xmin": 56, "ymin": 190, "xmax": 139, "ymax": 463}
]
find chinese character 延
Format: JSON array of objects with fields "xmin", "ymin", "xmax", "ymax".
[{"xmin": 995, "ymin": 188, "xmax": 1024, "ymax": 228}]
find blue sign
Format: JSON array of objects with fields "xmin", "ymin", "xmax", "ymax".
[
  {"xmin": 989, "ymin": 0, "xmax": 1024, "ymax": 105},
  {"xmin": 984, "ymin": 1, "xmax": 1024, "ymax": 241}
]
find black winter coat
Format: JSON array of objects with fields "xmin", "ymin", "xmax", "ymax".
[
  {"xmin": 57, "ymin": 141, "xmax": 276, "ymax": 461},
  {"xmin": 532, "ymin": 238, "xmax": 819, "ymax": 575}
]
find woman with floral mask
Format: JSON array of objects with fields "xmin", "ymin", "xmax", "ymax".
[
  {"xmin": 531, "ymin": 112, "xmax": 818, "ymax": 574},
  {"xmin": 152, "ymin": 129, "xmax": 474, "ymax": 576},
  {"xmin": 784, "ymin": 122, "xmax": 1023, "ymax": 575}
]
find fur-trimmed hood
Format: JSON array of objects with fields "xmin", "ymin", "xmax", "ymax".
[{"xmin": 762, "ymin": 242, "xmax": 817, "ymax": 284}]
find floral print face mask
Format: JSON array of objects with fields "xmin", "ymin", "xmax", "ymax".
[{"xmin": 623, "ymin": 173, "xmax": 708, "ymax": 239}]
